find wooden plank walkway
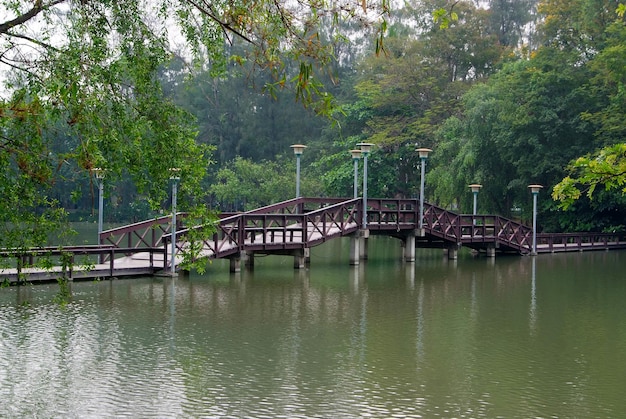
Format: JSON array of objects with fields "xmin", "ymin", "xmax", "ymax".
[{"xmin": 0, "ymin": 247, "xmax": 167, "ymax": 283}]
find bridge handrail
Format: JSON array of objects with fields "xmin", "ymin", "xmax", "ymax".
[
  {"xmin": 100, "ymin": 214, "xmax": 185, "ymax": 249},
  {"xmin": 302, "ymin": 198, "xmax": 360, "ymax": 245},
  {"xmin": 166, "ymin": 198, "xmax": 362, "ymax": 259},
  {"xmin": 341, "ymin": 198, "xmax": 535, "ymax": 252},
  {"xmin": 536, "ymin": 231, "xmax": 626, "ymax": 252},
  {"xmin": 0, "ymin": 245, "xmax": 166, "ymax": 279},
  {"xmin": 106, "ymin": 197, "xmax": 626, "ymax": 262}
]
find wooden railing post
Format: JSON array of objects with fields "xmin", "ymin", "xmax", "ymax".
[{"xmin": 109, "ymin": 249, "xmax": 114, "ymax": 277}]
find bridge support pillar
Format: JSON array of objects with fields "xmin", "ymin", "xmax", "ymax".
[
  {"xmin": 230, "ymin": 251, "xmax": 256, "ymax": 272},
  {"xmin": 350, "ymin": 233, "xmax": 361, "ymax": 265},
  {"xmin": 243, "ymin": 250, "xmax": 254, "ymax": 270},
  {"xmin": 229, "ymin": 256, "xmax": 241, "ymax": 273},
  {"xmin": 486, "ymin": 245, "xmax": 496, "ymax": 258},
  {"xmin": 404, "ymin": 231, "xmax": 416, "ymax": 262},
  {"xmin": 359, "ymin": 229, "xmax": 369, "ymax": 260},
  {"xmin": 446, "ymin": 244, "xmax": 459, "ymax": 260},
  {"xmin": 293, "ymin": 249, "xmax": 307, "ymax": 269}
]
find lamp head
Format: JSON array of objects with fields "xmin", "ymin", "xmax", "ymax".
[
  {"xmin": 528, "ymin": 184, "xmax": 543, "ymax": 194},
  {"xmin": 93, "ymin": 167, "xmax": 105, "ymax": 180},
  {"xmin": 469, "ymin": 184, "xmax": 482, "ymax": 193},
  {"xmin": 169, "ymin": 167, "xmax": 181, "ymax": 181},
  {"xmin": 416, "ymin": 148, "xmax": 432, "ymax": 159},
  {"xmin": 290, "ymin": 144, "xmax": 307, "ymax": 156},
  {"xmin": 356, "ymin": 142, "xmax": 374, "ymax": 155},
  {"xmin": 349, "ymin": 149, "xmax": 362, "ymax": 160}
]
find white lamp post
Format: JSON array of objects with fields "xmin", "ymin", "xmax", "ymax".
[
  {"xmin": 528, "ymin": 184, "xmax": 543, "ymax": 256},
  {"xmin": 469, "ymin": 184, "xmax": 482, "ymax": 216},
  {"xmin": 169, "ymin": 168, "xmax": 181, "ymax": 274},
  {"xmin": 290, "ymin": 144, "xmax": 307, "ymax": 198},
  {"xmin": 93, "ymin": 168, "xmax": 105, "ymax": 245},
  {"xmin": 416, "ymin": 148, "xmax": 432, "ymax": 230},
  {"xmin": 349, "ymin": 149, "xmax": 362, "ymax": 199},
  {"xmin": 357, "ymin": 142, "xmax": 374, "ymax": 229}
]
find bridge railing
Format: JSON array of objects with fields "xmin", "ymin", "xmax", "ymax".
[
  {"xmin": 537, "ymin": 232, "xmax": 626, "ymax": 252},
  {"xmin": 170, "ymin": 198, "xmax": 362, "ymax": 261},
  {"xmin": 302, "ymin": 198, "xmax": 360, "ymax": 245},
  {"xmin": 0, "ymin": 245, "xmax": 165, "ymax": 280},
  {"xmin": 492, "ymin": 216, "xmax": 533, "ymax": 252},
  {"xmin": 100, "ymin": 214, "xmax": 184, "ymax": 249},
  {"xmin": 243, "ymin": 197, "xmax": 350, "ymax": 215},
  {"xmin": 366, "ymin": 199, "xmax": 418, "ymax": 227},
  {"xmin": 241, "ymin": 213, "xmax": 306, "ymax": 250},
  {"xmin": 95, "ymin": 197, "xmax": 626, "ymax": 265}
]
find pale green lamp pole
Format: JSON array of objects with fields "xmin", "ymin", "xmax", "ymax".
[
  {"xmin": 290, "ymin": 144, "xmax": 307, "ymax": 198},
  {"xmin": 469, "ymin": 184, "xmax": 482, "ymax": 216},
  {"xmin": 528, "ymin": 184, "xmax": 543, "ymax": 256},
  {"xmin": 169, "ymin": 168, "xmax": 181, "ymax": 274},
  {"xmin": 93, "ymin": 168, "xmax": 106, "ymax": 245},
  {"xmin": 357, "ymin": 143, "xmax": 374, "ymax": 229},
  {"xmin": 416, "ymin": 148, "xmax": 432, "ymax": 230},
  {"xmin": 349, "ymin": 149, "xmax": 362, "ymax": 199}
]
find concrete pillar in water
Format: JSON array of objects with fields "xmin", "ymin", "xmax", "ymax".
[
  {"xmin": 242, "ymin": 250, "xmax": 254, "ymax": 270},
  {"xmin": 229, "ymin": 255, "xmax": 241, "ymax": 273},
  {"xmin": 360, "ymin": 229, "xmax": 369, "ymax": 260},
  {"xmin": 404, "ymin": 231, "xmax": 416, "ymax": 262},
  {"xmin": 486, "ymin": 245, "xmax": 496, "ymax": 258},
  {"xmin": 447, "ymin": 244, "xmax": 458, "ymax": 260},
  {"xmin": 294, "ymin": 249, "xmax": 306, "ymax": 269},
  {"xmin": 350, "ymin": 233, "xmax": 361, "ymax": 265}
]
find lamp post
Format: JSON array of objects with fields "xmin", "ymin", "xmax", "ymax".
[
  {"xmin": 528, "ymin": 184, "xmax": 543, "ymax": 256},
  {"xmin": 93, "ymin": 168, "xmax": 105, "ymax": 246},
  {"xmin": 169, "ymin": 168, "xmax": 181, "ymax": 274},
  {"xmin": 416, "ymin": 148, "xmax": 432, "ymax": 230},
  {"xmin": 469, "ymin": 184, "xmax": 482, "ymax": 216},
  {"xmin": 290, "ymin": 144, "xmax": 307, "ymax": 198},
  {"xmin": 349, "ymin": 149, "xmax": 362, "ymax": 199},
  {"xmin": 356, "ymin": 142, "xmax": 374, "ymax": 229}
]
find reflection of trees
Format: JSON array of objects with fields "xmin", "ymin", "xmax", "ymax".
[{"xmin": 3, "ymin": 246, "xmax": 623, "ymax": 417}]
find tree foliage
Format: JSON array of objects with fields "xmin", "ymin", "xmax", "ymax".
[
  {"xmin": 553, "ymin": 144, "xmax": 626, "ymax": 207},
  {"xmin": 0, "ymin": 0, "xmax": 388, "ymax": 248},
  {"xmin": 425, "ymin": 0, "xmax": 626, "ymax": 231},
  {"xmin": 549, "ymin": 2, "xmax": 626, "ymax": 222},
  {"xmin": 210, "ymin": 156, "xmax": 322, "ymax": 210},
  {"xmin": 314, "ymin": 1, "xmax": 507, "ymax": 201}
]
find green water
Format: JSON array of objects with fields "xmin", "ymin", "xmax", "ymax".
[{"xmin": 1, "ymin": 237, "xmax": 625, "ymax": 418}]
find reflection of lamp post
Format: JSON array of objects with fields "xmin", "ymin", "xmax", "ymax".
[
  {"xmin": 290, "ymin": 144, "xmax": 307, "ymax": 198},
  {"xmin": 349, "ymin": 149, "xmax": 362, "ymax": 199},
  {"xmin": 416, "ymin": 148, "xmax": 432, "ymax": 230},
  {"xmin": 170, "ymin": 168, "xmax": 181, "ymax": 274},
  {"xmin": 469, "ymin": 184, "xmax": 482, "ymax": 216},
  {"xmin": 357, "ymin": 143, "xmax": 374, "ymax": 229},
  {"xmin": 528, "ymin": 184, "xmax": 543, "ymax": 256},
  {"xmin": 93, "ymin": 168, "xmax": 105, "ymax": 245}
]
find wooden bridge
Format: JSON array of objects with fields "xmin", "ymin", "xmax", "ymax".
[{"xmin": 2, "ymin": 197, "xmax": 626, "ymax": 282}]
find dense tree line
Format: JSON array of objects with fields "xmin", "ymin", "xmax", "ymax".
[{"xmin": 2, "ymin": 0, "xmax": 626, "ymax": 250}]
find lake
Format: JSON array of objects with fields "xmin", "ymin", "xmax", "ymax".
[{"xmin": 1, "ymin": 237, "xmax": 625, "ymax": 418}]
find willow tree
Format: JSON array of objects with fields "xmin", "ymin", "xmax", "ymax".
[{"xmin": 0, "ymin": 0, "xmax": 392, "ymax": 249}]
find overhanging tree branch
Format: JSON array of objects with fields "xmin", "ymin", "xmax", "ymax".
[
  {"xmin": 4, "ymin": 30, "xmax": 60, "ymax": 53},
  {"xmin": 0, "ymin": 0, "xmax": 66, "ymax": 35},
  {"xmin": 184, "ymin": 0, "xmax": 257, "ymax": 45}
]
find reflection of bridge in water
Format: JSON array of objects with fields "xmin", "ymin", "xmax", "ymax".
[{"xmin": 3, "ymin": 197, "xmax": 626, "ymax": 282}]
